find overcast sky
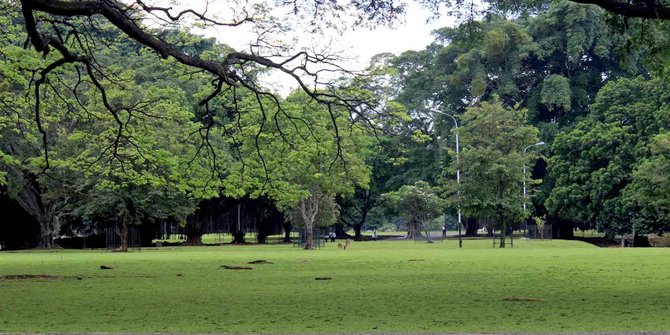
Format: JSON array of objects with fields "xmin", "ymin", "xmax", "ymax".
[
  {"xmin": 174, "ymin": 0, "xmax": 455, "ymax": 92},
  {"xmin": 333, "ymin": 4, "xmax": 455, "ymax": 69}
]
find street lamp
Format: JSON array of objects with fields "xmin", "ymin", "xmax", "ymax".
[
  {"xmin": 523, "ymin": 141, "xmax": 545, "ymax": 221},
  {"xmin": 432, "ymin": 109, "xmax": 462, "ymax": 248}
]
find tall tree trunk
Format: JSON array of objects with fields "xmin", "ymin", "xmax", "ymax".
[
  {"xmin": 185, "ymin": 233, "xmax": 203, "ymax": 245},
  {"xmin": 353, "ymin": 224, "xmax": 362, "ymax": 240},
  {"xmin": 353, "ymin": 207, "xmax": 369, "ymax": 241},
  {"xmin": 304, "ymin": 219, "xmax": 314, "ymax": 249},
  {"xmin": 282, "ymin": 221, "xmax": 292, "ymax": 243},
  {"xmin": 36, "ymin": 215, "xmax": 53, "ymax": 248},
  {"xmin": 8, "ymin": 170, "xmax": 56, "ymax": 248},
  {"xmin": 117, "ymin": 213, "xmax": 129, "ymax": 252},
  {"xmin": 552, "ymin": 219, "xmax": 575, "ymax": 239},
  {"xmin": 298, "ymin": 195, "xmax": 320, "ymax": 250},
  {"xmin": 335, "ymin": 223, "xmax": 349, "ymax": 239},
  {"xmin": 465, "ymin": 217, "xmax": 479, "ymax": 236},
  {"xmin": 406, "ymin": 221, "xmax": 423, "ymax": 239},
  {"xmin": 498, "ymin": 213, "xmax": 506, "ymax": 248},
  {"xmin": 633, "ymin": 234, "xmax": 651, "ymax": 247}
]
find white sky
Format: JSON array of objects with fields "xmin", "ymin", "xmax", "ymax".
[
  {"xmin": 168, "ymin": 1, "xmax": 455, "ymax": 93},
  {"xmin": 335, "ymin": 4, "xmax": 456, "ymax": 69}
]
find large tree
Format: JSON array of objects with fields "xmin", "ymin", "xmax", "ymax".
[
  {"xmin": 546, "ymin": 77, "xmax": 670, "ymax": 240},
  {"xmin": 222, "ymin": 90, "xmax": 371, "ymax": 249},
  {"xmin": 621, "ymin": 132, "xmax": 670, "ymax": 237},
  {"xmin": 0, "ymin": 8, "xmax": 222, "ymax": 248}
]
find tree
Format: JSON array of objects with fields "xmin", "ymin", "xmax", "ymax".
[
  {"xmin": 546, "ymin": 77, "xmax": 670, "ymax": 240},
  {"xmin": 382, "ymin": 180, "xmax": 445, "ymax": 240},
  {"xmin": 0, "ymin": 9, "xmax": 222, "ymax": 248},
  {"xmin": 10, "ymin": 0, "xmax": 380, "ymax": 170},
  {"xmin": 569, "ymin": 0, "xmax": 670, "ymax": 19},
  {"xmin": 621, "ymin": 132, "xmax": 670, "ymax": 237},
  {"xmin": 450, "ymin": 98, "xmax": 540, "ymax": 247},
  {"xmin": 419, "ymin": 0, "xmax": 670, "ymax": 20},
  {"xmin": 285, "ymin": 190, "xmax": 340, "ymax": 241},
  {"xmin": 222, "ymin": 90, "xmax": 371, "ymax": 249}
]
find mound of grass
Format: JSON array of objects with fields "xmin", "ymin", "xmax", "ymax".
[{"xmin": 0, "ymin": 239, "xmax": 669, "ymax": 333}]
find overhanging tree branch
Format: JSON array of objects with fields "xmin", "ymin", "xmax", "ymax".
[{"xmin": 571, "ymin": 0, "xmax": 670, "ymax": 19}]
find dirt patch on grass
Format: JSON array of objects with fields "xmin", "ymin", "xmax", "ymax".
[
  {"xmin": 248, "ymin": 259, "xmax": 273, "ymax": 264},
  {"xmin": 502, "ymin": 296, "xmax": 545, "ymax": 302},
  {"xmin": 221, "ymin": 265, "xmax": 253, "ymax": 270},
  {"xmin": 0, "ymin": 274, "xmax": 61, "ymax": 281}
]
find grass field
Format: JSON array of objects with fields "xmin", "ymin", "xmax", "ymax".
[{"xmin": 1, "ymin": 239, "xmax": 669, "ymax": 334}]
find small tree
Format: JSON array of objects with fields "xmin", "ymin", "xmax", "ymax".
[
  {"xmin": 383, "ymin": 181, "xmax": 445, "ymax": 241},
  {"xmin": 284, "ymin": 190, "xmax": 340, "ymax": 245},
  {"xmin": 451, "ymin": 98, "xmax": 540, "ymax": 248},
  {"xmin": 224, "ymin": 90, "xmax": 370, "ymax": 249}
]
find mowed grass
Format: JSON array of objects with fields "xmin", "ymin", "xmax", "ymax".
[{"xmin": 1, "ymin": 239, "xmax": 669, "ymax": 333}]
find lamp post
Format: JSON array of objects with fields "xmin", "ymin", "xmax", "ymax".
[
  {"xmin": 522, "ymin": 141, "xmax": 545, "ymax": 233},
  {"xmin": 432, "ymin": 109, "xmax": 462, "ymax": 248}
]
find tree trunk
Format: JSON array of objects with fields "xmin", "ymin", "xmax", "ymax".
[
  {"xmin": 465, "ymin": 217, "xmax": 479, "ymax": 236},
  {"xmin": 185, "ymin": 233, "xmax": 203, "ymax": 245},
  {"xmin": 303, "ymin": 222, "xmax": 314, "ymax": 250},
  {"xmin": 335, "ymin": 224, "xmax": 349, "ymax": 239},
  {"xmin": 423, "ymin": 222, "xmax": 433, "ymax": 243},
  {"xmin": 298, "ymin": 195, "xmax": 320, "ymax": 250},
  {"xmin": 552, "ymin": 218, "xmax": 575, "ymax": 239},
  {"xmin": 36, "ymin": 215, "xmax": 53, "ymax": 248},
  {"xmin": 406, "ymin": 221, "xmax": 423, "ymax": 239},
  {"xmin": 256, "ymin": 228, "xmax": 269, "ymax": 244},
  {"xmin": 498, "ymin": 214, "xmax": 506, "ymax": 248},
  {"xmin": 117, "ymin": 214, "xmax": 129, "ymax": 252},
  {"xmin": 37, "ymin": 232, "xmax": 52, "ymax": 249},
  {"xmin": 353, "ymin": 207, "xmax": 369, "ymax": 241},
  {"xmin": 232, "ymin": 230, "xmax": 246, "ymax": 244},
  {"xmin": 353, "ymin": 224, "xmax": 363, "ymax": 240},
  {"xmin": 633, "ymin": 234, "xmax": 651, "ymax": 247},
  {"xmin": 8, "ymin": 171, "xmax": 56, "ymax": 249},
  {"xmin": 282, "ymin": 221, "xmax": 292, "ymax": 243}
]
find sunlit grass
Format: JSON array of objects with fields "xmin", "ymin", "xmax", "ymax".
[{"xmin": 1, "ymin": 239, "xmax": 669, "ymax": 333}]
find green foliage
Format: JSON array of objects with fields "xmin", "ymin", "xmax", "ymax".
[
  {"xmin": 285, "ymin": 194, "xmax": 340, "ymax": 228},
  {"xmin": 547, "ymin": 77, "xmax": 670, "ymax": 235},
  {"xmin": 222, "ymin": 90, "xmax": 371, "ymax": 207},
  {"xmin": 382, "ymin": 180, "xmax": 445, "ymax": 234},
  {"xmin": 216, "ymin": 89, "xmax": 371, "ymax": 247},
  {"xmin": 0, "ymin": 10, "xmax": 223, "ymax": 245},
  {"xmin": 452, "ymin": 99, "xmax": 540, "ymax": 245},
  {"xmin": 389, "ymin": 0, "xmax": 644, "ymax": 149},
  {"xmin": 540, "ymin": 74, "xmax": 572, "ymax": 112},
  {"xmin": 384, "ymin": 0, "xmax": 655, "ymax": 237},
  {"xmin": 621, "ymin": 132, "xmax": 670, "ymax": 234}
]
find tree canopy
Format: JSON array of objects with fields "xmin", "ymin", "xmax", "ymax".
[{"xmin": 2, "ymin": 0, "xmax": 670, "ymax": 249}]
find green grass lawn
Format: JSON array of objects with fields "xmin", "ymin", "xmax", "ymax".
[{"xmin": 1, "ymin": 239, "xmax": 669, "ymax": 333}]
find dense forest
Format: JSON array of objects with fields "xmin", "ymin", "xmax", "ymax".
[{"xmin": 1, "ymin": 0, "xmax": 669, "ymax": 249}]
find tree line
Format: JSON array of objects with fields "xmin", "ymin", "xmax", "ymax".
[{"xmin": 1, "ymin": 0, "xmax": 669, "ymax": 249}]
